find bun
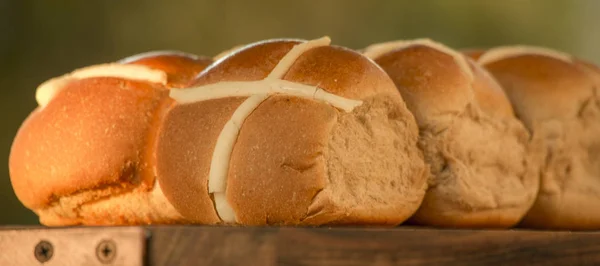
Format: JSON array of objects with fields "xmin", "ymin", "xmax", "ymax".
[
  {"xmin": 156, "ymin": 37, "xmax": 428, "ymax": 225},
  {"xmin": 364, "ymin": 39, "xmax": 542, "ymax": 228},
  {"xmin": 9, "ymin": 51, "xmax": 212, "ymax": 225},
  {"xmin": 471, "ymin": 46, "xmax": 600, "ymax": 230}
]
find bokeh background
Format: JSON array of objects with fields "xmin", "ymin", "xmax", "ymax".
[{"xmin": 1, "ymin": 0, "xmax": 599, "ymax": 225}]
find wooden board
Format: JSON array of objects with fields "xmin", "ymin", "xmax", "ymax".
[
  {"xmin": 1, "ymin": 226, "xmax": 600, "ymax": 265},
  {"xmin": 0, "ymin": 226, "xmax": 146, "ymax": 266}
]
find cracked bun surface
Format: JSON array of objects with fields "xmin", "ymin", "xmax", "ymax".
[
  {"xmin": 9, "ymin": 51, "xmax": 212, "ymax": 225},
  {"xmin": 472, "ymin": 47, "xmax": 600, "ymax": 230},
  {"xmin": 365, "ymin": 39, "xmax": 542, "ymax": 228},
  {"xmin": 156, "ymin": 38, "xmax": 428, "ymax": 225}
]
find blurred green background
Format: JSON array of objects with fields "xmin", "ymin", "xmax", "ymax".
[{"xmin": 1, "ymin": 0, "xmax": 599, "ymax": 225}]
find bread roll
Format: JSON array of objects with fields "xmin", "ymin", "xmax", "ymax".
[
  {"xmin": 364, "ymin": 39, "xmax": 542, "ymax": 228},
  {"xmin": 9, "ymin": 51, "xmax": 212, "ymax": 225},
  {"xmin": 471, "ymin": 46, "xmax": 600, "ymax": 229},
  {"xmin": 156, "ymin": 37, "xmax": 428, "ymax": 225}
]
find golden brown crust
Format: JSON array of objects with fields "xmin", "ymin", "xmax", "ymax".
[
  {"xmin": 227, "ymin": 96, "xmax": 332, "ymax": 225},
  {"xmin": 190, "ymin": 40, "xmax": 299, "ymax": 86},
  {"xmin": 160, "ymin": 38, "xmax": 426, "ymax": 225},
  {"xmin": 9, "ymin": 78, "xmax": 167, "ymax": 209}
]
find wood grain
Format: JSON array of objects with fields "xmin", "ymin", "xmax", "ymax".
[
  {"xmin": 1, "ymin": 226, "xmax": 599, "ymax": 266},
  {"xmin": 147, "ymin": 226, "xmax": 600, "ymax": 266},
  {"xmin": 148, "ymin": 226, "xmax": 278, "ymax": 266}
]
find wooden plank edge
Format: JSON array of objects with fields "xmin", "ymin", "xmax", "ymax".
[
  {"xmin": 2, "ymin": 226, "xmax": 600, "ymax": 265},
  {"xmin": 0, "ymin": 226, "xmax": 147, "ymax": 266},
  {"xmin": 145, "ymin": 226, "xmax": 600, "ymax": 266}
]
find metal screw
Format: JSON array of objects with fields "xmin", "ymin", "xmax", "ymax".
[
  {"xmin": 34, "ymin": 240, "xmax": 53, "ymax": 263},
  {"xmin": 96, "ymin": 239, "xmax": 117, "ymax": 264}
]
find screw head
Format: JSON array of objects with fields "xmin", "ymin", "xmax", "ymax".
[
  {"xmin": 96, "ymin": 239, "xmax": 117, "ymax": 264},
  {"xmin": 34, "ymin": 240, "xmax": 53, "ymax": 263}
]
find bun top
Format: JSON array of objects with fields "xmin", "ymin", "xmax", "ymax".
[
  {"xmin": 9, "ymin": 53, "xmax": 211, "ymax": 210},
  {"xmin": 119, "ymin": 51, "xmax": 213, "ymax": 88},
  {"xmin": 364, "ymin": 39, "xmax": 510, "ymax": 125},
  {"xmin": 176, "ymin": 37, "xmax": 401, "ymax": 101},
  {"xmin": 470, "ymin": 46, "xmax": 594, "ymax": 129}
]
